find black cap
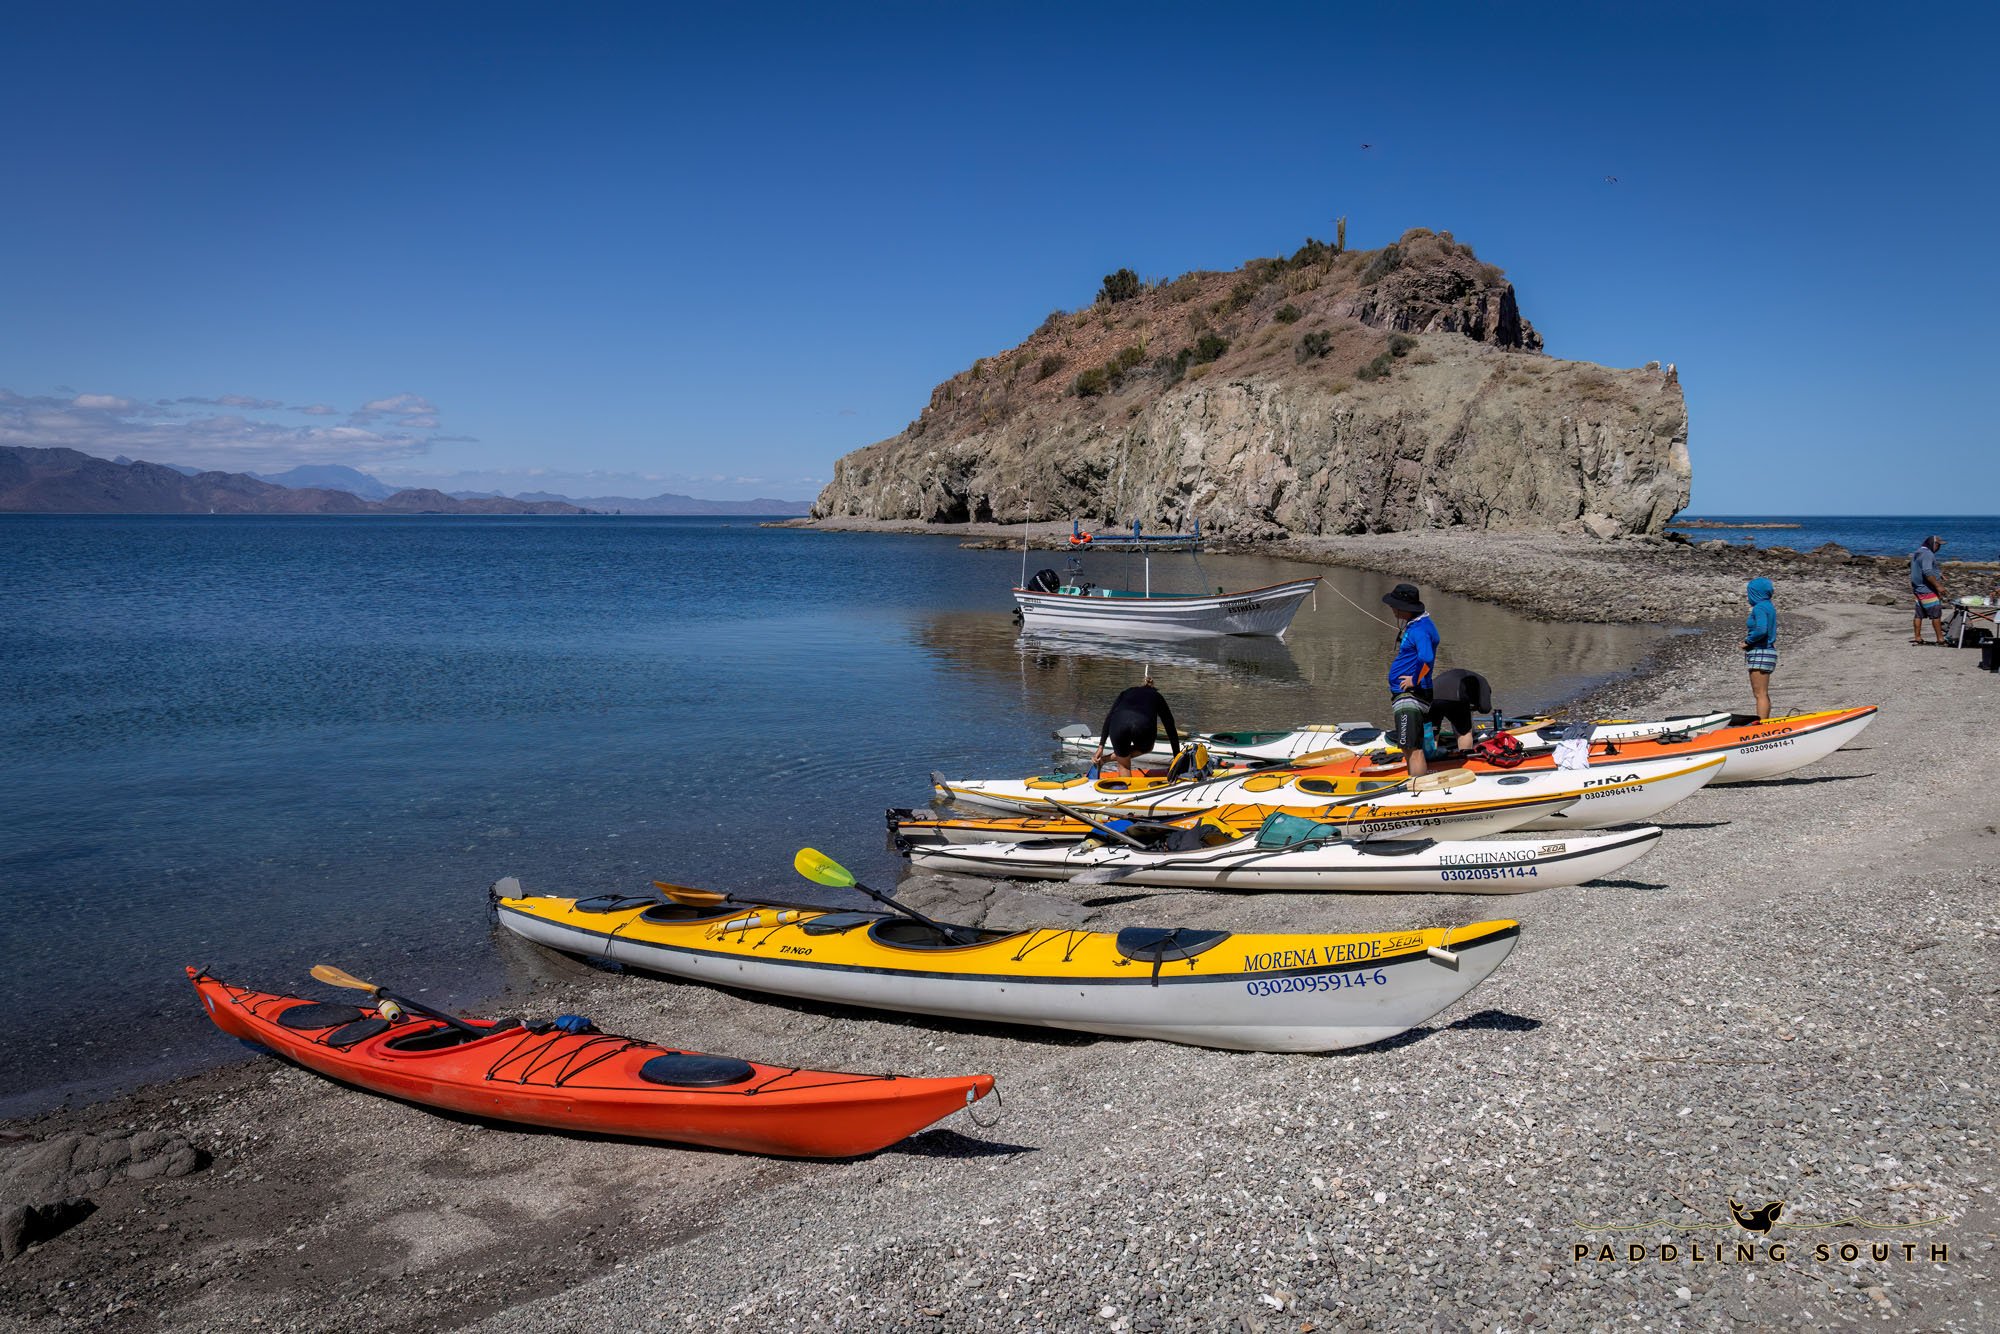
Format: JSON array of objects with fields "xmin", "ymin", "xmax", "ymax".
[
  {"xmin": 1926, "ymin": 535, "xmax": 1945, "ymax": 550},
  {"xmin": 1382, "ymin": 583, "xmax": 1425, "ymax": 615}
]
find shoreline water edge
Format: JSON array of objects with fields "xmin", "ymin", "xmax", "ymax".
[{"xmin": 3, "ymin": 529, "xmax": 1993, "ymax": 1330}]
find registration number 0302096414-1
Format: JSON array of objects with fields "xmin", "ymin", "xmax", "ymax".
[{"xmin": 1244, "ymin": 969, "xmax": 1389, "ymax": 997}]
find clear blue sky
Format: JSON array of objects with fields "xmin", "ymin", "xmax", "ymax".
[{"xmin": 1, "ymin": 2, "xmax": 1992, "ymax": 509}]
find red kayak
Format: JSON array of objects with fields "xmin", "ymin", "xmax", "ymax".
[{"xmin": 189, "ymin": 968, "xmax": 994, "ymax": 1158}]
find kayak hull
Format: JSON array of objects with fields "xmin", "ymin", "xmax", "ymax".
[
  {"xmin": 189, "ymin": 969, "xmax": 990, "ymax": 1157},
  {"xmin": 906, "ymin": 825, "xmax": 1663, "ymax": 894},
  {"xmin": 1052, "ymin": 711, "xmax": 1732, "ymax": 766},
  {"xmin": 940, "ymin": 753, "xmax": 1724, "ymax": 830},
  {"xmin": 891, "ymin": 789, "xmax": 1579, "ymax": 848},
  {"xmin": 494, "ymin": 898, "xmax": 1519, "ymax": 1053}
]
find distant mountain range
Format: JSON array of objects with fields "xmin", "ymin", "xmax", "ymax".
[
  {"xmin": 512, "ymin": 490, "xmax": 812, "ymax": 515},
  {"xmin": 1, "ymin": 448, "xmax": 583, "ymax": 515},
  {"xmin": 0, "ymin": 450, "xmax": 812, "ymax": 516}
]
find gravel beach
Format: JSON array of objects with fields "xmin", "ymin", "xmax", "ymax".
[{"xmin": 3, "ymin": 538, "xmax": 1994, "ymax": 1332}]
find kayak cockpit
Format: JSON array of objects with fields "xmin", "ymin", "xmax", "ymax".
[
  {"xmin": 381, "ymin": 1018, "xmax": 520, "ymax": 1053},
  {"xmin": 867, "ymin": 918, "xmax": 1025, "ymax": 951}
]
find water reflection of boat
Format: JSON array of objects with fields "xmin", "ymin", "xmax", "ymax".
[{"xmin": 1014, "ymin": 629, "xmax": 1303, "ymax": 684}]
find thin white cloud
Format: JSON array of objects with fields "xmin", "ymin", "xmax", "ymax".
[
  {"xmin": 295, "ymin": 403, "xmax": 339, "ymax": 416},
  {"xmin": 0, "ymin": 386, "xmax": 445, "ymax": 470}
]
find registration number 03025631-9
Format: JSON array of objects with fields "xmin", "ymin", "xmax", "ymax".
[{"xmin": 1245, "ymin": 969, "xmax": 1388, "ymax": 997}]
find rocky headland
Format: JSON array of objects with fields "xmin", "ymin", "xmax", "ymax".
[{"xmin": 812, "ymin": 229, "xmax": 1690, "ymax": 539}]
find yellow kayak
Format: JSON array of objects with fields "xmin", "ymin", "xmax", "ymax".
[{"xmin": 493, "ymin": 883, "xmax": 1520, "ymax": 1053}]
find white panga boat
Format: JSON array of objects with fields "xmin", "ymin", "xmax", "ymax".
[
  {"xmin": 1011, "ymin": 520, "xmax": 1319, "ymax": 639},
  {"xmin": 906, "ymin": 821, "xmax": 1664, "ymax": 894}
]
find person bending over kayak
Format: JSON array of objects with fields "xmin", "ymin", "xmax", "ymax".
[
  {"xmin": 1743, "ymin": 576, "xmax": 1778, "ymax": 720},
  {"xmin": 1383, "ymin": 582, "xmax": 1440, "ymax": 778},
  {"xmin": 1428, "ymin": 668, "xmax": 1492, "ymax": 754},
  {"xmin": 1090, "ymin": 676, "xmax": 1180, "ymax": 777}
]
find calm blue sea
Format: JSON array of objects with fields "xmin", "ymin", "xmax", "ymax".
[
  {"xmin": 1674, "ymin": 515, "xmax": 2000, "ymax": 562},
  {"xmin": 0, "ymin": 516, "xmax": 1667, "ymax": 1116}
]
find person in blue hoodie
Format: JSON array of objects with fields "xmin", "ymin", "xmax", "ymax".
[
  {"xmin": 1382, "ymin": 582, "xmax": 1441, "ymax": 776},
  {"xmin": 1742, "ymin": 577, "xmax": 1778, "ymax": 720}
]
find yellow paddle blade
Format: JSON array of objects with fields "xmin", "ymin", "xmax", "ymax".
[
  {"xmin": 1410, "ymin": 769, "xmax": 1475, "ymax": 792},
  {"xmin": 654, "ymin": 880, "xmax": 727, "ymax": 906},
  {"xmin": 1286, "ymin": 747, "xmax": 1352, "ymax": 768},
  {"xmin": 794, "ymin": 847, "xmax": 856, "ymax": 888},
  {"xmin": 310, "ymin": 964, "xmax": 377, "ymax": 993}
]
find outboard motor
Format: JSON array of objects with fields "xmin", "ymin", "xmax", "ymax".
[{"xmin": 1028, "ymin": 568, "xmax": 1062, "ymax": 594}]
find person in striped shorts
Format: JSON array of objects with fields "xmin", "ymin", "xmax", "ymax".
[{"xmin": 1743, "ymin": 577, "xmax": 1778, "ymax": 720}]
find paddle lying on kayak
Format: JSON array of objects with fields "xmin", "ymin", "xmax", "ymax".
[
  {"xmin": 189, "ymin": 966, "xmax": 992, "ymax": 1157},
  {"xmin": 492, "ymin": 852, "xmax": 1523, "ymax": 1053}
]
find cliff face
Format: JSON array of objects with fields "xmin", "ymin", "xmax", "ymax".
[{"xmin": 813, "ymin": 229, "xmax": 1689, "ymax": 537}]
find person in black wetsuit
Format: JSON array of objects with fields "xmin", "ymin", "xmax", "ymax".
[
  {"xmin": 1090, "ymin": 676, "xmax": 1180, "ymax": 776},
  {"xmin": 1427, "ymin": 668, "xmax": 1492, "ymax": 755}
]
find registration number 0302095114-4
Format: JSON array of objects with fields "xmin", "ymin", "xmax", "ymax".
[
  {"xmin": 1244, "ymin": 969, "xmax": 1389, "ymax": 997},
  {"xmin": 1439, "ymin": 866, "xmax": 1540, "ymax": 882}
]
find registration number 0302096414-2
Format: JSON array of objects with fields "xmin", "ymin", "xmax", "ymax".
[{"xmin": 1244, "ymin": 969, "xmax": 1389, "ymax": 997}]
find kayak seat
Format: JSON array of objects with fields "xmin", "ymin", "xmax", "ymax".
[
  {"xmin": 868, "ymin": 919, "xmax": 1018, "ymax": 950},
  {"xmin": 800, "ymin": 911, "xmax": 880, "ymax": 935},
  {"xmin": 639, "ymin": 903, "xmax": 733, "ymax": 924},
  {"xmin": 276, "ymin": 1002, "xmax": 365, "ymax": 1030},
  {"xmin": 1353, "ymin": 838, "xmax": 1436, "ymax": 858},
  {"xmin": 1115, "ymin": 927, "xmax": 1232, "ymax": 964},
  {"xmin": 637, "ymin": 1053, "xmax": 757, "ymax": 1088},
  {"xmin": 325, "ymin": 1017, "xmax": 391, "ymax": 1049},
  {"xmin": 573, "ymin": 895, "xmax": 659, "ymax": 914}
]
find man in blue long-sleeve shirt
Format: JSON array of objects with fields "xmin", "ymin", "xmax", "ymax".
[{"xmin": 1383, "ymin": 582, "xmax": 1440, "ymax": 777}]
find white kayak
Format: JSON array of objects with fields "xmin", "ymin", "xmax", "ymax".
[
  {"xmin": 890, "ymin": 786, "xmax": 1580, "ymax": 848},
  {"xmin": 908, "ymin": 822, "xmax": 1664, "ymax": 894},
  {"xmin": 1052, "ymin": 711, "xmax": 1735, "ymax": 767},
  {"xmin": 936, "ymin": 753, "xmax": 1726, "ymax": 831}
]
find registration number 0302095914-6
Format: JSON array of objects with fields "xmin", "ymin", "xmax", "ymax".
[{"xmin": 1244, "ymin": 969, "xmax": 1389, "ymax": 997}]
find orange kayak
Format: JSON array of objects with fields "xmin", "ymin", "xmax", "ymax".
[
  {"xmin": 1317, "ymin": 706, "xmax": 1877, "ymax": 786},
  {"xmin": 188, "ymin": 967, "xmax": 993, "ymax": 1158}
]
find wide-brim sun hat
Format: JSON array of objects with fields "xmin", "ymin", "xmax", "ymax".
[{"xmin": 1382, "ymin": 582, "xmax": 1425, "ymax": 615}]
